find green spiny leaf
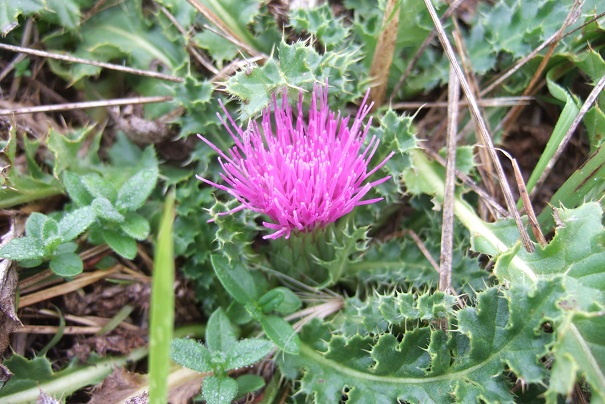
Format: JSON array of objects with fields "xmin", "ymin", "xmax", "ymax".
[
  {"xmin": 0, "ymin": 0, "xmax": 45, "ymax": 35},
  {"xmin": 280, "ymin": 280, "xmax": 564, "ymax": 402},
  {"xmin": 547, "ymin": 310, "xmax": 605, "ymax": 402},
  {"xmin": 492, "ymin": 203, "xmax": 605, "ymax": 311}
]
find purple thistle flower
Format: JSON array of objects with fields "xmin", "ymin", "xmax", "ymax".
[{"xmin": 197, "ymin": 84, "xmax": 395, "ymax": 240}]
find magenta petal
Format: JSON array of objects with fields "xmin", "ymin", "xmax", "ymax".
[{"xmin": 197, "ymin": 83, "xmax": 394, "ymax": 239}]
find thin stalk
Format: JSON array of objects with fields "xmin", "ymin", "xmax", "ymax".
[
  {"xmin": 439, "ymin": 68, "xmax": 459, "ymax": 294},
  {"xmin": 0, "ymin": 43, "xmax": 183, "ymax": 83},
  {"xmin": 422, "ymin": 0, "xmax": 535, "ymax": 253}
]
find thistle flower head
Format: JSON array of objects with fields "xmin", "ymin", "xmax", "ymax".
[{"xmin": 197, "ymin": 84, "xmax": 395, "ymax": 239}]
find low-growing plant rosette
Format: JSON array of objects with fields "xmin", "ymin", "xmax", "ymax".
[{"xmin": 197, "ymin": 84, "xmax": 395, "ymax": 239}]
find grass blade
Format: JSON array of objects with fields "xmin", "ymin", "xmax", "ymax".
[{"xmin": 148, "ymin": 190, "xmax": 176, "ymax": 403}]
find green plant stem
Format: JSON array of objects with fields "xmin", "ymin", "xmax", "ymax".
[{"xmin": 411, "ymin": 149, "xmax": 536, "ymax": 281}]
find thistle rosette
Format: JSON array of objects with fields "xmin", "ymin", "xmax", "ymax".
[{"xmin": 197, "ymin": 84, "xmax": 394, "ymax": 240}]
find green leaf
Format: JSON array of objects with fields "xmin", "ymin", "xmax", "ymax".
[
  {"xmin": 280, "ymin": 280, "xmax": 564, "ymax": 402},
  {"xmin": 0, "ymin": 0, "xmax": 45, "ymax": 35},
  {"xmin": 82, "ymin": 175, "xmax": 118, "ymax": 203},
  {"xmin": 41, "ymin": 0, "xmax": 87, "ymax": 30},
  {"xmin": 102, "ymin": 229, "xmax": 137, "ymax": 259},
  {"xmin": 206, "ymin": 308, "xmax": 237, "ymax": 353},
  {"xmin": 62, "ymin": 171, "xmax": 93, "ymax": 207},
  {"xmin": 116, "ymin": 167, "xmax": 159, "ymax": 212},
  {"xmin": 210, "ymin": 254, "xmax": 259, "ymax": 305},
  {"xmin": 538, "ymin": 143, "xmax": 605, "ymax": 231},
  {"xmin": 92, "ymin": 197, "xmax": 125, "ymax": 223},
  {"xmin": 119, "ymin": 213, "xmax": 150, "ymax": 241},
  {"xmin": 235, "ymin": 374, "xmax": 265, "ymax": 397},
  {"xmin": 523, "ymin": 71, "xmax": 580, "ymax": 198},
  {"xmin": 58, "ymin": 207, "xmax": 96, "ymax": 241},
  {"xmin": 547, "ymin": 310, "xmax": 605, "ymax": 402},
  {"xmin": 41, "ymin": 218, "xmax": 61, "ymax": 251},
  {"xmin": 289, "ymin": 3, "xmax": 349, "ymax": 50},
  {"xmin": 148, "ymin": 190, "xmax": 175, "ymax": 404},
  {"xmin": 46, "ymin": 1, "xmax": 186, "ymax": 84},
  {"xmin": 258, "ymin": 287, "xmax": 302, "ymax": 315},
  {"xmin": 225, "ymin": 338, "xmax": 273, "ymax": 371},
  {"xmin": 0, "ymin": 237, "xmax": 45, "ymax": 261},
  {"xmin": 48, "ymin": 128, "xmax": 102, "ymax": 176},
  {"xmin": 493, "ymin": 203, "xmax": 605, "ymax": 311},
  {"xmin": 49, "ymin": 253, "xmax": 83, "ymax": 277},
  {"xmin": 25, "ymin": 212, "xmax": 49, "ymax": 241},
  {"xmin": 259, "ymin": 315, "xmax": 300, "ymax": 355},
  {"xmin": 170, "ymin": 338, "xmax": 212, "ymax": 373},
  {"xmin": 202, "ymin": 375, "xmax": 238, "ymax": 404},
  {"xmin": 196, "ymin": 0, "xmax": 262, "ymax": 53}
]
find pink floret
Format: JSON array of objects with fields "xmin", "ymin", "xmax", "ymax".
[{"xmin": 197, "ymin": 84, "xmax": 395, "ymax": 239}]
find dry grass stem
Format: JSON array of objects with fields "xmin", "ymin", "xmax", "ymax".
[
  {"xmin": 368, "ymin": 0, "xmax": 400, "ymax": 108},
  {"xmin": 14, "ymin": 325, "xmax": 104, "ymax": 334},
  {"xmin": 502, "ymin": 0, "xmax": 583, "ymax": 133},
  {"xmin": 18, "ymin": 266, "xmax": 121, "ymax": 308},
  {"xmin": 529, "ymin": 73, "xmax": 605, "ymax": 200},
  {"xmin": 481, "ymin": 8, "xmax": 604, "ymax": 96},
  {"xmin": 406, "ymin": 230, "xmax": 440, "ymax": 272},
  {"xmin": 0, "ymin": 43, "xmax": 184, "ymax": 83},
  {"xmin": 0, "ymin": 96, "xmax": 173, "ymax": 116},
  {"xmin": 392, "ymin": 96, "xmax": 532, "ymax": 110},
  {"xmin": 451, "ymin": 16, "xmax": 498, "ymax": 220},
  {"xmin": 425, "ymin": 148, "xmax": 509, "ymax": 218},
  {"xmin": 439, "ymin": 68, "xmax": 460, "ymax": 294},
  {"xmin": 186, "ymin": 0, "xmax": 264, "ymax": 58},
  {"xmin": 158, "ymin": 5, "xmax": 219, "ymax": 75},
  {"xmin": 423, "ymin": 0, "xmax": 535, "ymax": 253},
  {"xmin": 498, "ymin": 149, "xmax": 547, "ymax": 246},
  {"xmin": 389, "ymin": 0, "xmax": 465, "ymax": 102}
]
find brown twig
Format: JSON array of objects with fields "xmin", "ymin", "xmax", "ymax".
[
  {"xmin": 529, "ymin": 73, "xmax": 605, "ymax": 200},
  {"xmin": 368, "ymin": 0, "xmax": 400, "ymax": 108},
  {"xmin": 0, "ymin": 95, "xmax": 172, "ymax": 116},
  {"xmin": 0, "ymin": 43, "xmax": 184, "ymax": 83},
  {"xmin": 497, "ymin": 149, "xmax": 547, "ymax": 246},
  {"xmin": 392, "ymin": 96, "xmax": 532, "ymax": 110},
  {"xmin": 186, "ymin": 0, "xmax": 264, "ymax": 59},
  {"xmin": 439, "ymin": 67, "xmax": 460, "ymax": 294},
  {"xmin": 18, "ymin": 266, "xmax": 121, "ymax": 308},
  {"xmin": 424, "ymin": 148, "xmax": 509, "ymax": 218},
  {"xmin": 422, "ymin": 0, "xmax": 535, "ymax": 253}
]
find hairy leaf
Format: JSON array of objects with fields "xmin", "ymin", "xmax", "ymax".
[
  {"xmin": 202, "ymin": 375, "xmax": 238, "ymax": 404},
  {"xmin": 170, "ymin": 338, "xmax": 212, "ymax": 373},
  {"xmin": 225, "ymin": 338, "xmax": 273, "ymax": 370}
]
